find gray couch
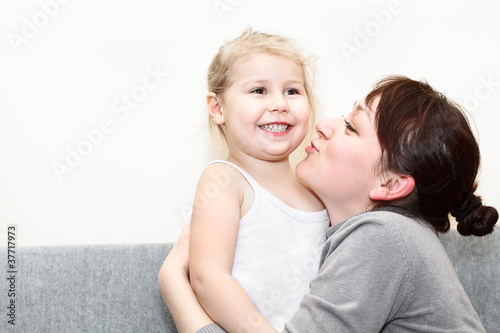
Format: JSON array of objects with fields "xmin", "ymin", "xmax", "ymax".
[{"xmin": 2, "ymin": 230, "xmax": 499, "ymax": 333}]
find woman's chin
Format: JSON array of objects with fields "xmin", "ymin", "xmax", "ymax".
[{"xmin": 295, "ymin": 159, "xmax": 308, "ymax": 182}]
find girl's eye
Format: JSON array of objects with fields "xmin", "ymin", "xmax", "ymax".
[
  {"xmin": 251, "ymin": 88, "xmax": 266, "ymax": 94},
  {"xmin": 344, "ymin": 118, "xmax": 357, "ymax": 133},
  {"xmin": 284, "ymin": 88, "xmax": 300, "ymax": 95}
]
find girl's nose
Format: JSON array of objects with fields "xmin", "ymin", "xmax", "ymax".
[{"xmin": 268, "ymin": 94, "xmax": 288, "ymax": 113}]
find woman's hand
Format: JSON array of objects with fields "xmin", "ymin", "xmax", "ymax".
[{"xmin": 158, "ymin": 224, "xmax": 216, "ymax": 333}]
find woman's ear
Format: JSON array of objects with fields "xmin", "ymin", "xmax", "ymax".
[
  {"xmin": 207, "ymin": 92, "xmax": 225, "ymax": 125},
  {"xmin": 369, "ymin": 174, "xmax": 415, "ymax": 201}
]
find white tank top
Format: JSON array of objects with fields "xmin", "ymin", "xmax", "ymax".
[{"xmin": 206, "ymin": 161, "xmax": 330, "ymax": 331}]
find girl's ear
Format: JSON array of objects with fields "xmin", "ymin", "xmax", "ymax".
[
  {"xmin": 207, "ymin": 92, "xmax": 225, "ymax": 125},
  {"xmin": 369, "ymin": 174, "xmax": 415, "ymax": 201}
]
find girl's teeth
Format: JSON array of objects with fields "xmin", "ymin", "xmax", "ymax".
[{"xmin": 260, "ymin": 124, "xmax": 289, "ymax": 133}]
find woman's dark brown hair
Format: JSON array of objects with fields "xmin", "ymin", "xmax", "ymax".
[{"xmin": 367, "ymin": 75, "xmax": 498, "ymax": 236}]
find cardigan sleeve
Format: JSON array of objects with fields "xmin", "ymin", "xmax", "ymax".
[{"xmin": 196, "ymin": 323, "xmax": 226, "ymax": 333}]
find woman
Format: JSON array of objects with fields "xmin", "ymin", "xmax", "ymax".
[{"xmin": 159, "ymin": 75, "xmax": 498, "ymax": 333}]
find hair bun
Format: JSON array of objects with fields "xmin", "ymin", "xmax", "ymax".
[
  {"xmin": 455, "ymin": 195, "xmax": 482, "ymax": 222},
  {"xmin": 455, "ymin": 196, "xmax": 498, "ymax": 236}
]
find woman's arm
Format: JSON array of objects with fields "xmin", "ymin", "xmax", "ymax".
[
  {"xmin": 189, "ymin": 163, "xmax": 277, "ymax": 333},
  {"xmin": 158, "ymin": 224, "xmax": 215, "ymax": 333}
]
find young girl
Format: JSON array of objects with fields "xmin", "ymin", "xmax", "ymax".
[
  {"xmin": 160, "ymin": 75, "xmax": 498, "ymax": 332},
  {"xmin": 188, "ymin": 29, "xmax": 329, "ymax": 332}
]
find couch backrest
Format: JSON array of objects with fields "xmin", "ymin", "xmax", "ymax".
[
  {"xmin": 2, "ymin": 230, "xmax": 498, "ymax": 333},
  {"xmin": 439, "ymin": 229, "xmax": 500, "ymax": 333},
  {"xmin": 3, "ymin": 243, "xmax": 176, "ymax": 333}
]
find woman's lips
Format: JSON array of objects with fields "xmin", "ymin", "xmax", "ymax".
[{"xmin": 305, "ymin": 140, "xmax": 318, "ymax": 153}]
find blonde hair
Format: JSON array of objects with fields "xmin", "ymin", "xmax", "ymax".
[{"xmin": 207, "ymin": 27, "xmax": 318, "ymax": 162}]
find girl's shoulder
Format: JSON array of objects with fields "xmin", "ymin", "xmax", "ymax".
[
  {"xmin": 195, "ymin": 161, "xmax": 255, "ymax": 215},
  {"xmin": 200, "ymin": 160, "xmax": 243, "ymax": 178}
]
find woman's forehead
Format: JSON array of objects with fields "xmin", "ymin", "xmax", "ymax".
[{"xmin": 351, "ymin": 97, "xmax": 378, "ymax": 122}]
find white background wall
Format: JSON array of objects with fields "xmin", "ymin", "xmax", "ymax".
[{"xmin": 1, "ymin": 0, "xmax": 499, "ymax": 246}]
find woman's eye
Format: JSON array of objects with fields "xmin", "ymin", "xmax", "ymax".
[
  {"xmin": 344, "ymin": 119, "xmax": 357, "ymax": 133},
  {"xmin": 251, "ymin": 88, "xmax": 266, "ymax": 94},
  {"xmin": 285, "ymin": 88, "xmax": 299, "ymax": 95}
]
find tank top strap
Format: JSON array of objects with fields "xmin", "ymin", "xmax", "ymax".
[{"xmin": 204, "ymin": 160, "xmax": 261, "ymax": 193}]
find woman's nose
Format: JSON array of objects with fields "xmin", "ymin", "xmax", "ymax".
[{"xmin": 315, "ymin": 118, "xmax": 340, "ymax": 139}]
